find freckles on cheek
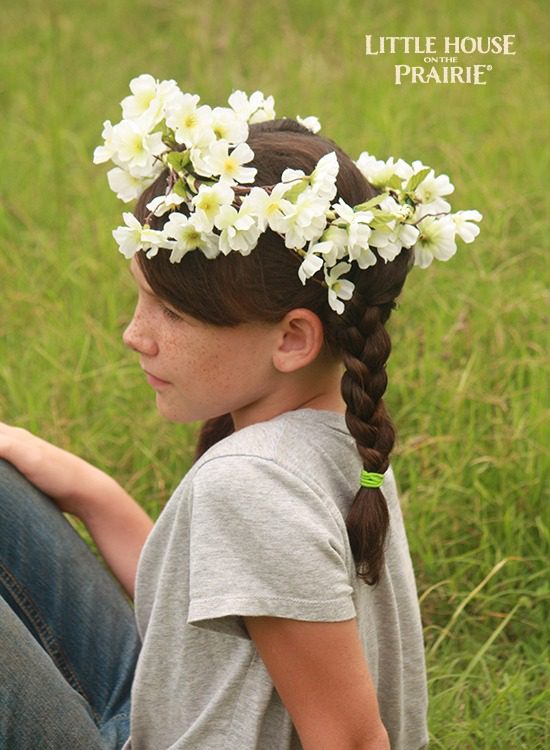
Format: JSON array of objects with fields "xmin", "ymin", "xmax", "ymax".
[
  {"xmin": 176, "ymin": 341, "xmax": 221, "ymax": 381},
  {"xmin": 201, "ymin": 350, "xmax": 223, "ymax": 380}
]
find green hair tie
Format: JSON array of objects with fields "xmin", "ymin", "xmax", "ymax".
[{"xmin": 360, "ymin": 470, "xmax": 385, "ymax": 489}]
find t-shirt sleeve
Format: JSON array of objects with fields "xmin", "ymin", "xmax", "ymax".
[{"xmin": 187, "ymin": 454, "xmax": 356, "ymax": 638}]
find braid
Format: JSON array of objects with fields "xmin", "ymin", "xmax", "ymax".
[
  {"xmin": 193, "ymin": 414, "xmax": 235, "ymax": 462},
  {"xmin": 335, "ymin": 299, "xmax": 396, "ymax": 585}
]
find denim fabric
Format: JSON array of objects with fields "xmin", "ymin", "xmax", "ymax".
[{"xmin": 0, "ymin": 459, "xmax": 140, "ymax": 749}]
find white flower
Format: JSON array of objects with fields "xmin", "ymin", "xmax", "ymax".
[
  {"xmin": 281, "ymin": 166, "xmax": 306, "ymax": 184},
  {"xmin": 165, "ymin": 94, "xmax": 214, "ymax": 148},
  {"xmin": 189, "ymin": 132, "xmax": 221, "ymax": 177},
  {"xmin": 324, "ymin": 262, "xmax": 355, "ymax": 314},
  {"xmin": 413, "ymin": 215, "xmax": 457, "ymax": 268},
  {"xmin": 243, "ymin": 183, "xmax": 292, "ymax": 231},
  {"xmin": 279, "ymin": 152, "xmax": 337, "ymax": 197},
  {"xmin": 204, "ymin": 141, "xmax": 256, "ymax": 185},
  {"xmin": 310, "ymin": 151, "xmax": 339, "ymax": 200},
  {"xmin": 146, "ymin": 191, "xmax": 186, "ymax": 217},
  {"xmin": 162, "ymin": 213, "xmax": 219, "ymax": 262},
  {"xmin": 410, "ymin": 159, "xmax": 429, "ymax": 173},
  {"xmin": 214, "ymin": 204, "xmax": 261, "ymax": 255},
  {"xmin": 298, "ymin": 240, "xmax": 340, "ymax": 284},
  {"xmin": 97, "ymin": 79, "xmax": 485, "ymax": 296},
  {"xmin": 296, "ymin": 115, "xmax": 321, "ymax": 133},
  {"xmin": 191, "ymin": 183, "xmax": 235, "ymax": 232},
  {"xmin": 93, "ymin": 120, "xmax": 117, "ymax": 164},
  {"xmin": 298, "ymin": 252, "xmax": 323, "ymax": 284},
  {"xmin": 107, "ymin": 167, "xmax": 154, "ymax": 203},
  {"xmin": 332, "ymin": 199, "xmax": 358, "ymax": 224},
  {"xmin": 378, "ymin": 194, "xmax": 412, "ymax": 220},
  {"xmin": 112, "ymin": 213, "xmax": 165, "ymax": 259},
  {"xmin": 413, "ymin": 169, "xmax": 454, "ymax": 213},
  {"xmin": 211, "ymin": 106, "xmax": 249, "ymax": 145},
  {"xmin": 121, "ymin": 74, "xmax": 180, "ymax": 129},
  {"xmin": 452, "ymin": 210, "xmax": 482, "ymax": 243},
  {"xmin": 396, "ymin": 222, "xmax": 420, "ymax": 249},
  {"xmin": 114, "ymin": 121, "xmax": 163, "ymax": 168},
  {"xmin": 332, "ymin": 199, "xmax": 375, "ymax": 268},
  {"xmin": 248, "ymin": 93, "xmax": 276, "ymax": 123},
  {"xmin": 355, "ymin": 152, "xmax": 412, "ymax": 189},
  {"xmin": 363, "ymin": 195, "xmax": 401, "ymax": 262},
  {"xmin": 105, "ymin": 119, "xmax": 167, "ymax": 178},
  {"xmin": 121, "ymin": 74, "xmax": 158, "ymax": 119},
  {"xmin": 228, "ymin": 90, "xmax": 276, "ymax": 123},
  {"xmin": 350, "ymin": 243, "xmax": 377, "ymax": 269},
  {"xmin": 367, "ymin": 228, "xmax": 401, "ymax": 263},
  {"xmin": 368, "ymin": 196, "xmax": 417, "ymax": 261},
  {"xmin": 368, "ymin": 221, "xmax": 419, "ymax": 264},
  {"xmin": 227, "ymin": 90, "xmax": 250, "ymax": 119},
  {"xmin": 322, "ymin": 223, "xmax": 349, "ymax": 254},
  {"xmin": 270, "ymin": 187, "xmax": 329, "ymax": 249}
]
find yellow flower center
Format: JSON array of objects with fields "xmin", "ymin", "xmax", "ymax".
[
  {"xmin": 223, "ymin": 157, "xmax": 237, "ymax": 176},
  {"xmin": 183, "ymin": 113, "xmax": 197, "ymax": 129},
  {"xmin": 138, "ymin": 91, "xmax": 156, "ymax": 112},
  {"xmin": 131, "ymin": 134, "xmax": 145, "ymax": 155}
]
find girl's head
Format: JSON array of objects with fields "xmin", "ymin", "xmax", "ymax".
[
  {"xmin": 134, "ymin": 120, "xmax": 412, "ymax": 327},
  {"xmin": 130, "ymin": 119, "xmax": 413, "ymax": 584}
]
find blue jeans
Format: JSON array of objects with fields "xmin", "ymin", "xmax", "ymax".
[{"xmin": 0, "ymin": 459, "xmax": 140, "ymax": 749}]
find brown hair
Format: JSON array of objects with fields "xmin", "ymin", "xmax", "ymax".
[{"xmin": 135, "ymin": 119, "xmax": 413, "ymax": 585}]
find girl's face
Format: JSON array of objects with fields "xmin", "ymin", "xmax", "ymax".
[{"xmin": 123, "ymin": 258, "xmax": 284, "ymax": 428}]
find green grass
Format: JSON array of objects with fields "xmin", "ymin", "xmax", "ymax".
[{"xmin": 1, "ymin": 0, "xmax": 549, "ymax": 746}]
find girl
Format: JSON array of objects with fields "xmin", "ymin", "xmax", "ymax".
[{"xmin": 0, "ymin": 76, "xmax": 480, "ymax": 750}]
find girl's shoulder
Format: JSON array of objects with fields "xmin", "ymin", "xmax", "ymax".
[
  {"xmin": 169, "ymin": 408, "xmax": 400, "ymax": 530},
  {"xmin": 193, "ymin": 408, "xmax": 353, "ymax": 475},
  {"xmin": 180, "ymin": 408, "xmax": 400, "ymax": 515}
]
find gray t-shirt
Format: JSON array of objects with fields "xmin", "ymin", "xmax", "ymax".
[{"xmin": 126, "ymin": 409, "xmax": 428, "ymax": 750}]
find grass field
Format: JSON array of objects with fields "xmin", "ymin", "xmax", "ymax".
[{"xmin": 1, "ymin": 0, "xmax": 549, "ymax": 746}]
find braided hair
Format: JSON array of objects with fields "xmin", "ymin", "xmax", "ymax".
[{"xmin": 135, "ymin": 119, "xmax": 413, "ymax": 585}]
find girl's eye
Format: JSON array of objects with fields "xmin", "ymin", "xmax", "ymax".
[{"xmin": 160, "ymin": 303, "xmax": 182, "ymax": 321}]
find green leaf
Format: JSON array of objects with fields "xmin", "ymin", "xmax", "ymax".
[
  {"xmin": 406, "ymin": 167, "xmax": 431, "ymax": 192},
  {"xmin": 165, "ymin": 150, "xmax": 190, "ymax": 174},
  {"xmin": 283, "ymin": 179, "xmax": 308, "ymax": 203},
  {"xmin": 374, "ymin": 210, "xmax": 398, "ymax": 222},
  {"xmin": 185, "ymin": 174, "xmax": 200, "ymax": 194},
  {"xmin": 355, "ymin": 194, "xmax": 386, "ymax": 211},
  {"xmin": 173, "ymin": 179, "xmax": 189, "ymax": 198},
  {"xmin": 370, "ymin": 212, "xmax": 396, "ymax": 229},
  {"xmin": 161, "ymin": 124, "xmax": 177, "ymax": 144},
  {"xmin": 386, "ymin": 174, "xmax": 404, "ymax": 191}
]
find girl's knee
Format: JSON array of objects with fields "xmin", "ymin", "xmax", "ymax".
[
  {"xmin": 0, "ymin": 459, "xmax": 63, "ymax": 542},
  {"xmin": 0, "ymin": 459, "xmax": 38, "ymax": 502},
  {"xmin": 0, "ymin": 459, "xmax": 28, "ymax": 488}
]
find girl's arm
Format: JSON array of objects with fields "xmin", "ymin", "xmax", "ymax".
[
  {"xmin": 0, "ymin": 423, "xmax": 153, "ymax": 598},
  {"xmin": 244, "ymin": 616, "xmax": 390, "ymax": 750}
]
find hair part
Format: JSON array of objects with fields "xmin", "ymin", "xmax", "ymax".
[{"xmin": 135, "ymin": 118, "xmax": 413, "ymax": 585}]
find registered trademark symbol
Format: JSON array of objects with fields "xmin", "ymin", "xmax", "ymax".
[{"xmin": 487, "ymin": 65, "xmax": 493, "ymax": 71}]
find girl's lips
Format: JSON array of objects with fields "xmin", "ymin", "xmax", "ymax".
[{"xmin": 144, "ymin": 370, "xmax": 171, "ymax": 388}]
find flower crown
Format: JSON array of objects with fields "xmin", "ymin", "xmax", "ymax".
[{"xmin": 94, "ymin": 74, "xmax": 482, "ymax": 314}]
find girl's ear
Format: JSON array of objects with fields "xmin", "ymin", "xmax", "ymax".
[{"xmin": 272, "ymin": 308, "xmax": 325, "ymax": 373}]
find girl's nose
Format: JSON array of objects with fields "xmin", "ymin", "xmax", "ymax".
[{"xmin": 123, "ymin": 315, "xmax": 158, "ymax": 357}]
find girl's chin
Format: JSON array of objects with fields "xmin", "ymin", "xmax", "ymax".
[{"xmin": 154, "ymin": 395, "xmax": 203, "ymax": 424}]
